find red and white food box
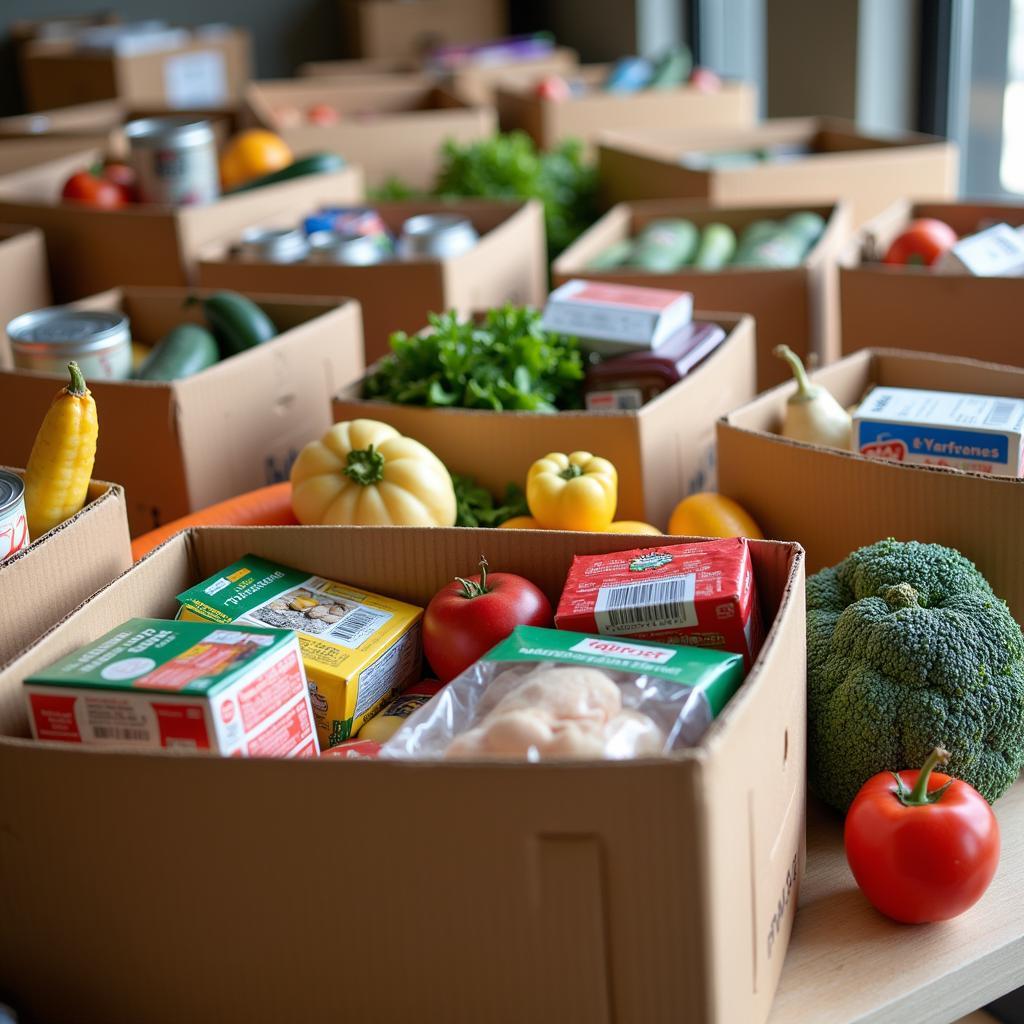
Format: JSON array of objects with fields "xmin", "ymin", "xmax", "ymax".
[{"xmin": 555, "ymin": 538, "xmax": 764, "ymax": 669}]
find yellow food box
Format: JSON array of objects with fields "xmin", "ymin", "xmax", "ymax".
[{"xmin": 176, "ymin": 554, "xmax": 422, "ymax": 748}]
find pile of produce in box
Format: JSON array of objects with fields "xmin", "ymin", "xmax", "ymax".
[
  {"xmin": 867, "ymin": 214, "xmax": 1024, "ymax": 275},
  {"xmin": 587, "ymin": 212, "xmax": 826, "ymax": 273}
]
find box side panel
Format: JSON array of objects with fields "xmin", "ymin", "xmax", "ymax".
[
  {"xmin": 0, "ymin": 228, "xmax": 51, "ymax": 369},
  {"xmin": 22, "ymin": 52, "xmax": 120, "ymax": 110},
  {"xmin": 597, "ymin": 144, "xmax": 711, "ymax": 208}
]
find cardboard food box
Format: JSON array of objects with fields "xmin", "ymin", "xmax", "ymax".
[
  {"xmin": 0, "ymin": 522, "xmax": 805, "ymax": 1024},
  {"xmin": 553, "ymin": 200, "xmax": 849, "ymax": 388},
  {"xmin": 338, "ymin": 0, "xmax": 507, "ymax": 59},
  {"xmin": 598, "ymin": 117, "xmax": 958, "ymax": 227},
  {"xmin": 498, "ymin": 67, "xmax": 757, "ymax": 154},
  {"xmin": 717, "ymin": 347, "xmax": 1024, "ymax": 626},
  {"xmin": 19, "ymin": 26, "xmax": 252, "ymax": 112},
  {"xmin": 0, "ymin": 473, "xmax": 131, "ymax": 667},
  {"xmin": 333, "ymin": 314, "xmax": 756, "ymax": 528},
  {"xmin": 0, "ymin": 226, "xmax": 51, "ymax": 370},
  {"xmin": 198, "ymin": 197, "xmax": 547, "ymax": 363},
  {"xmin": 0, "ymin": 288, "xmax": 365, "ymax": 536},
  {"xmin": 840, "ymin": 200, "xmax": 1024, "ymax": 366},
  {"xmin": 0, "ymin": 146, "xmax": 364, "ymax": 300},
  {"xmin": 243, "ymin": 79, "xmax": 496, "ymax": 190}
]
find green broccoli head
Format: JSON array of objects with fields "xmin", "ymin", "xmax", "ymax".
[{"xmin": 807, "ymin": 538, "xmax": 1024, "ymax": 811}]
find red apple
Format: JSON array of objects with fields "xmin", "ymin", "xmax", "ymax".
[
  {"xmin": 307, "ymin": 103, "xmax": 341, "ymax": 126},
  {"xmin": 534, "ymin": 75, "xmax": 571, "ymax": 102},
  {"xmin": 689, "ymin": 67, "xmax": 722, "ymax": 93}
]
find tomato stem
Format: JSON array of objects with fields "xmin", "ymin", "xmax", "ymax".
[
  {"xmin": 893, "ymin": 747, "xmax": 954, "ymax": 807},
  {"xmin": 454, "ymin": 556, "xmax": 491, "ymax": 599}
]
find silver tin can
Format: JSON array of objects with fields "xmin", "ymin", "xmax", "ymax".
[
  {"xmin": 307, "ymin": 230, "xmax": 388, "ymax": 266},
  {"xmin": 234, "ymin": 227, "xmax": 311, "ymax": 264},
  {"xmin": 124, "ymin": 116, "xmax": 220, "ymax": 206},
  {"xmin": 7, "ymin": 307, "xmax": 132, "ymax": 381},
  {"xmin": 397, "ymin": 214, "xmax": 479, "ymax": 261},
  {"xmin": 0, "ymin": 469, "xmax": 29, "ymax": 561}
]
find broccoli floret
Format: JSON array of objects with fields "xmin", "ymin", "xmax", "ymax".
[{"xmin": 807, "ymin": 538, "xmax": 1024, "ymax": 811}]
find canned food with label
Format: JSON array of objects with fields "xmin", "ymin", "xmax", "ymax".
[
  {"xmin": 7, "ymin": 307, "xmax": 132, "ymax": 381},
  {"xmin": 124, "ymin": 116, "xmax": 220, "ymax": 206},
  {"xmin": 0, "ymin": 470, "xmax": 29, "ymax": 562},
  {"xmin": 397, "ymin": 214, "xmax": 479, "ymax": 260}
]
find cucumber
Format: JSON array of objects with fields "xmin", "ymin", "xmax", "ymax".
[
  {"xmin": 629, "ymin": 218, "xmax": 699, "ymax": 272},
  {"xmin": 135, "ymin": 324, "xmax": 219, "ymax": 381},
  {"xmin": 226, "ymin": 152, "xmax": 346, "ymax": 195},
  {"xmin": 733, "ymin": 219, "xmax": 781, "ymax": 262},
  {"xmin": 692, "ymin": 223, "xmax": 737, "ymax": 270},
  {"xmin": 782, "ymin": 211, "xmax": 826, "ymax": 245},
  {"xmin": 588, "ymin": 238, "xmax": 634, "ymax": 270},
  {"xmin": 197, "ymin": 292, "xmax": 277, "ymax": 356},
  {"xmin": 649, "ymin": 46, "xmax": 692, "ymax": 89}
]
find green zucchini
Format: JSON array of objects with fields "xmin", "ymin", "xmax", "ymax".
[
  {"xmin": 649, "ymin": 46, "xmax": 692, "ymax": 89},
  {"xmin": 588, "ymin": 238, "xmax": 634, "ymax": 270},
  {"xmin": 733, "ymin": 219, "xmax": 781, "ymax": 262},
  {"xmin": 629, "ymin": 218, "xmax": 699, "ymax": 272},
  {"xmin": 135, "ymin": 324, "xmax": 219, "ymax": 381},
  {"xmin": 198, "ymin": 292, "xmax": 277, "ymax": 356},
  {"xmin": 226, "ymin": 152, "xmax": 346, "ymax": 194},
  {"xmin": 692, "ymin": 223, "xmax": 737, "ymax": 270}
]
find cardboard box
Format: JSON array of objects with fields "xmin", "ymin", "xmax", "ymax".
[
  {"xmin": 0, "ymin": 226, "xmax": 51, "ymax": 370},
  {"xmin": 339, "ymin": 0, "xmax": 507, "ymax": 59},
  {"xmin": 553, "ymin": 200, "xmax": 850, "ymax": 388},
  {"xmin": 198, "ymin": 198, "xmax": 547, "ymax": 363},
  {"xmin": 0, "ymin": 288, "xmax": 365, "ymax": 536},
  {"xmin": 333, "ymin": 314, "xmax": 756, "ymax": 527},
  {"xmin": 0, "ymin": 135, "xmax": 119, "ymax": 178},
  {"xmin": 598, "ymin": 117, "xmax": 958, "ymax": 227},
  {"xmin": 840, "ymin": 200, "xmax": 1024, "ymax": 365},
  {"xmin": 0, "ymin": 522, "xmax": 805, "ymax": 1024},
  {"xmin": 0, "ymin": 146, "xmax": 364, "ymax": 300},
  {"xmin": 243, "ymin": 78, "xmax": 496, "ymax": 190},
  {"xmin": 0, "ymin": 473, "xmax": 131, "ymax": 667},
  {"xmin": 20, "ymin": 26, "xmax": 252, "ymax": 112},
  {"xmin": 498, "ymin": 67, "xmax": 757, "ymax": 154},
  {"xmin": 717, "ymin": 347, "xmax": 1024, "ymax": 626}
]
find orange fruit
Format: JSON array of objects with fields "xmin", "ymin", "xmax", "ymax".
[
  {"xmin": 219, "ymin": 130, "xmax": 293, "ymax": 190},
  {"xmin": 603, "ymin": 521, "xmax": 662, "ymax": 535},
  {"xmin": 667, "ymin": 492, "xmax": 763, "ymax": 539}
]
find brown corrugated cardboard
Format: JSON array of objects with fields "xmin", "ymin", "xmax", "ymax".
[
  {"xmin": 243, "ymin": 79, "xmax": 496, "ymax": 189},
  {"xmin": 498, "ymin": 68, "xmax": 757, "ymax": 154},
  {"xmin": 339, "ymin": 0, "xmax": 507, "ymax": 58},
  {"xmin": 0, "ymin": 473, "xmax": 131, "ymax": 666},
  {"xmin": 298, "ymin": 57, "xmax": 423, "ymax": 78},
  {"xmin": 20, "ymin": 27, "xmax": 252, "ymax": 112},
  {"xmin": 840, "ymin": 200, "xmax": 1024, "ymax": 365},
  {"xmin": 717, "ymin": 347, "xmax": 1024, "ymax": 626},
  {"xmin": 0, "ymin": 147, "xmax": 364, "ymax": 299},
  {"xmin": 0, "ymin": 521, "xmax": 805, "ymax": 1024},
  {"xmin": 552, "ymin": 200, "xmax": 850, "ymax": 388},
  {"xmin": 0, "ymin": 135, "xmax": 116, "ymax": 176},
  {"xmin": 334, "ymin": 314, "xmax": 756, "ymax": 528},
  {"xmin": 0, "ymin": 288, "xmax": 365, "ymax": 535},
  {"xmin": 198, "ymin": 198, "xmax": 547, "ymax": 363},
  {"xmin": 0, "ymin": 226, "xmax": 51, "ymax": 370},
  {"xmin": 598, "ymin": 117, "xmax": 958, "ymax": 227}
]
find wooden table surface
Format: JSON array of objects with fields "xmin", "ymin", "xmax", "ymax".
[{"xmin": 768, "ymin": 777, "xmax": 1024, "ymax": 1024}]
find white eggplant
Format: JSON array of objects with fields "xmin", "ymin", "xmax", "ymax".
[{"xmin": 773, "ymin": 345, "xmax": 852, "ymax": 449}]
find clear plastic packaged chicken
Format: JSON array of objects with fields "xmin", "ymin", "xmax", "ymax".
[{"xmin": 382, "ymin": 626, "xmax": 745, "ymax": 761}]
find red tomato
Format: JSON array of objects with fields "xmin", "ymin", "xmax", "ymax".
[
  {"xmin": 307, "ymin": 103, "xmax": 341, "ymax": 126},
  {"xmin": 844, "ymin": 748, "xmax": 1000, "ymax": 923},
  {"xmin": 101, "ymin": 161, "xmax": 138, "ymax": 202},
  {"xmin": 423, "ymin": 557, "xmax": 553, "ymax": 682},
  {"xmin": 61, "ymin": 170, "xmax": 127, "ymax": 209},
  {"xmin": 534, "ymin": 75, "xmax": 571, "ymax": 102},
  {"xmin": 689, "ymin": 67, "xmax": 722, "ymax": 93},
  {"xmin": 883, "ymin": 218, "xmax": 958, "ymax": 266}
]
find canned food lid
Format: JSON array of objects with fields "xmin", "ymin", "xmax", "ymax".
[
  {"xmin": 0, "ymin": 470, "xmax": 25, "ymax": 514},
  {"xmin": 7, "ymin": 308, "xmax": 129, "ymax": 353},
  {"xmin": 124, "ymin": 116, "xmax": 214, "ymax": 147},
  {"xmin": 241, "ymin": 227, "xmax": 305, "ymax": 245},
  {"xmin": 400, "ymin": 213, "xmax": 475, "ymax": 238}
]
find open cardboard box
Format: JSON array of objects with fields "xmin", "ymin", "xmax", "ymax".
[
  {"xmin": 840, "ymin": 200, "xmax": 1024, "ymax": 365},
  {"xmin": 0, "ymin": 146, "xmax": 364, "ymax": 300},
  {"xmin": 338, "ymin": 0, "xmax": 507, "ymax": 59},
  {"xmin": 19, "ymin": 26, "xmax": 251, "ymax": 112},
  {"xmin": 198, "ymin": 197, "xmax": 547, "ymax": 363},
  {"xmin": 0, "ymin": 288, "xmax": 364, "ymax": 536},
  {"xmin": 553, "ymin": 200, "xmax": 849, "ymax": 389},
  {"xmin": 334, "ymin": 313, "xmax": 756, "ymax": 528},
  {"xmin": 0, "ymin": 522, "xmax": 805, "ymax": 1024},
  {"xmin": 0, "ymin": 225, "xmax": 51, "ymax": 370},
  {"xmin": 243, "ymin": 79, "xmax": 496, "ymax": 189},
  {"xmin": 497, "ymin": 66, "xmax": 757, "ymax": 154},
  {"xmin": 598, "ymin": 117, "xmax": 958, "ymax": 227},
  {"xmin": 0, "ymin": 472, "xmax": 131, "ymax": 667},
  {"xmin": 717, "ymin": 347, "xmax": 1024, "ymax": 626}
]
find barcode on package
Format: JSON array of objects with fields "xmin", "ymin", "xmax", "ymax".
[
  {"xmin": 328, "ymin": 607, "xmax": 392, "ymax": 648},
  {"xmin": 92, "ymin": 725, "xmax": 150, "ymax": 742},
  {"xmin": 986, "ymin": 401, "xmax": 1017, "ymax": 428},
  {"xmin": 594, "ymin": 574, "xmax": 697, "ymax": 635}
]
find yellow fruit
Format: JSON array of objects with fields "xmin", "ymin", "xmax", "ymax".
[
  {"xmin": 219, "ymin": 130, "xmax": 293, "ymax": 190},
  {"xmin": 667, "ymin": 492, "xmax": 763, "ymax": 540},
  {"xmin": 498, "ymin": 516, "xmax": 544, "ymax": 529},
  {"xmin": 604, "ymin": 520, "xmax": 662, "ymax": 535}
]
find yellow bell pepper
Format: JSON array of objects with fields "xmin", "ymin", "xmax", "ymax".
[
  {"xmin": 526, "ymin": 451, "xmax": 617, "ymax": 531},
  {"xmin": 24, "ymin": 361, "xmax": 98, "ymax": 540}
]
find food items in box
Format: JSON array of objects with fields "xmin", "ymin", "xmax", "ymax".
[
  {"xmin": 226, "ymin": 153, "xmax": 346, "ymax": 194},
  {"xmin": 936, "ymin": 222, "xmax": 1024, "ymax": 276},
  {"xmin": 396, "ymin": 213, "xmax": 479, "ymax": 260},
  {"xmin": 629, "ymin": 219, "xmax": 698, "ymax": 271},
  {"xmin": 23, "ymin": 362, "xmax": 98, "ymax": 540},
  {"xmin": 451, "ymin": 474, "xmax": 529, "ymax": 528},
  {"xmin": 135, "ymin": 324, "xmax": 219, "ymax": 381},
  {"xmin": 197, "ymin": 291, "xmax": 278, "ymax": 356},
  {"xmin": 61, "ymin": 168, "xmax": 128, "ymax": 209},
  {"xmin": 0, "ymin": 470, "xmax": 29, "ymax": 562},
  {"xmin": 24, "ymin": 618, "xmax": 318, "ymax": 757},
  {"xmin": 219, "ymin": 128, "xmax": 293, "ymax": 191},
  {"xmin": 357, "ymin": 680, "xmax": 444, "ymax": 742},
  {"xmin": 774, "ymin": 344, "xmax": 852, "ymax": 450},
  {"xmin": 383, "ymin": 624, "xmax": 743, "ymax": 760},
  {"xmin": 125, "ymin": 116, "xmax": 220, "ymax": 206},
  {"xmin": 526, "ymin": 451, "xmax": 618, "ymax": 531},
  {"xmin": 667, "ymin": 492, "xmax": 763, "ymax": 540},
  {"xmin": 604, "ymin": 521, "xmax": 662, "ymax": 534},
  {"xmin": 688, "ymin": 66, "xmax": 722, "ymax": 93},
  {"xmin": 555, "ymin": 538, "xmax": 764, "ymax": 669},
  {"xmin": 7, "ymin": 307, "xmax": 132, "ymax": 380},
  {"xmin": 423, "ymin": 557, "xmax": 553, "ymax": 682},
  {"xmin": 177, "ymin": 554, "xmax": 423, "ymax": 748},
  {"xmin": 844, "ymin": 747, "xmax": 1000, "ymax": 923},
  {"xmin": 852, "ymin": 385, "xmax": 1024, "ymax": 477},
  {"xmin": 806, "ymin": 539, "xmax": 1024, "ymax": 811},
  {"xmin": 882, "ymin": 218, "xmax": 957, "ymax": 267},
  {"xmin": 290, "ymin": 420, "xmax": 458, "ymax": 527}
]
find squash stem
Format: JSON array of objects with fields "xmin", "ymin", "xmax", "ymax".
[
  {"xmin": 66, "ymin": 361, "xmax": 87, "ymax": 397},
  {"xmin": 773, "ymin": 345, "xmax": 815, "ymax": 400},
  {"xmin": 343, "ymin": 444, "xmax": 386, "ymax": 486}
]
